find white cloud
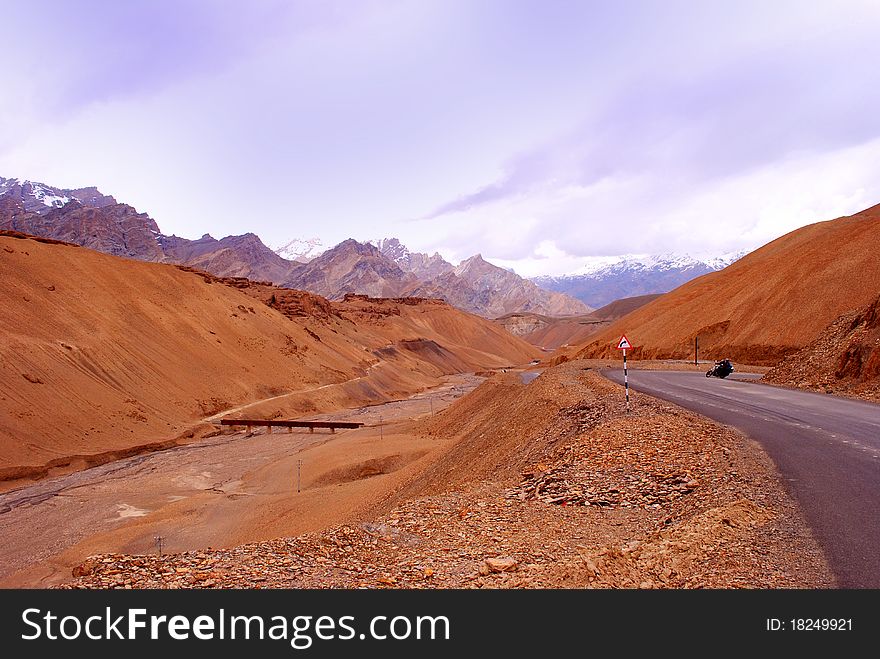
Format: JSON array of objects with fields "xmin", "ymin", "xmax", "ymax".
[{"xmin": 431, "ymin": 137, "xmax": 880, "ymax": 277}]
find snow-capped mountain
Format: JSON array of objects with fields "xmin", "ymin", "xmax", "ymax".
[
  {"xmin": 701, "ymin": 251, "xmax": 748, "ymax": 271},
  {"xmin": 0, "ymin": 176, "xmax": 116, "ymax": 214},
  {"xmin": 273, "ymin": 237, "xmax": 324, "ymax": 263},
  {"xmin": 565, "ymin": 252, "xmax": 746, "ymax": 277},
  {"xmin": 532, "ymin": 251, "xmax": 748, "ymax": 308}
]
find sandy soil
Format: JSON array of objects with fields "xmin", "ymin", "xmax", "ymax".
[{"xmin": 0, "ymin": 375, "xmax": 480, "ymax": 587}]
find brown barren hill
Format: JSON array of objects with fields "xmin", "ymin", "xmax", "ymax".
[
  {"xmin": 591, "ymin": 294, "xmax": 663, "ymax": 321},
  {"xmin": 763, "ymin": 293, "xmax": 880, "ymax": 400},
  {"xmin": 573, "ymin": 203, "xmax": 880, "ymax": 364},
  {"xmin": 331, "ymin": 294, "xmax": 539, "ymax": 370},
  {"xmin": 0, "ymin": 234, "xmax": 538, "ymax": 486},
  {"xmin": 496, "ymin": 294, "xmax": 661, "ymax": 350}
]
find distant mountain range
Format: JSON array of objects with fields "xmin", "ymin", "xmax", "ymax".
[
  {"xmin": 370, "ymin": 238, "xmax": 589, "ymax": 317},
  {"xmin": 0, "ymin": 177, "xmax": 588, "ymax": 318},
  {"xmin": 532, "ymin": 252, "xmax": 747, "ymax": 308},
  {"xmin": 0, "ymin": 176, "xmax": 747, "ymax": 318}
]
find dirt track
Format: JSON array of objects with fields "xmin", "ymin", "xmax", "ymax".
[{"xmin": 0, "ymin": 374, "xmax": 480, "ymax": 587}]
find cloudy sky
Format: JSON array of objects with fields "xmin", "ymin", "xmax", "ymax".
[{"xmin": 2, "ymin": 0, "xmax": 880, "ymax": 276}]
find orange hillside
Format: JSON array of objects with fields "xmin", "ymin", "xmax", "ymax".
[
  {"xmin": 0, "ymin": 233, "xmax": 537, "ymax": 484},
  {"xmin": 574, "ymin": 203, "xmax": 880, "ymax": 364}
]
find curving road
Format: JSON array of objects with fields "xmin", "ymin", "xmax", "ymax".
[{"xmin": 602, "ymin": 369, "xmax": 880, "ymax": 588}]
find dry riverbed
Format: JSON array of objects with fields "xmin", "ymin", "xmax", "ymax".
[{"xmin": 0, "ymin": 374, "xmax": 481, "ymax": 587}]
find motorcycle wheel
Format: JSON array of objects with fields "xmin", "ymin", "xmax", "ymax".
[{"xmin": 705, "ymin": 370, "xmax": 713, "ymax": 377}]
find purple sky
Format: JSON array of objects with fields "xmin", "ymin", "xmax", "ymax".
[{"xmin": 2, "ymin": 0, "xmax": 880, "ymax": 276}]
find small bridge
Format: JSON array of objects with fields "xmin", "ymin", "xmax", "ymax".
[{"xmin": 219, "ymin": 419, "xmax": 364, "ymax": 434}]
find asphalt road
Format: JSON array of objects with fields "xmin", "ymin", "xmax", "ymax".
[{"xmin": 602, "ymin": 369, "xmax": 880, "ymax": 588}]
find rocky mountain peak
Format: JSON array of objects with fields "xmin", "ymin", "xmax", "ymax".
[
  {"xmin": 0, "ymin": 176, "xmax": 119, "ymax": 215},
  {"xmin": 374, "ymin": 237, "xmax": 407, "ymax": 259},
  {"xmin": 374, "ymin": 237, "xmax": 454, "ymax": 280}
]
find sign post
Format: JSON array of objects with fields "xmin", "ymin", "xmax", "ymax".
[{"xmin": 616, "ymin": 335, "xmax": 632, "ymax": 413}]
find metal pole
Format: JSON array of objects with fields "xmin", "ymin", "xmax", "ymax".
[
  {"xmin": 297, "ymin": 459, "xmax": 302, "ymax": 493},
  {"xmin": 624, "ymin": 349, "xmax": 629, "ymax": 413},
  {"xmin": 694, "ymin": 336, "xmax": 699, "ymax": 366}
]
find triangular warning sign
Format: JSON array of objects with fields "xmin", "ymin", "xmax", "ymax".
[{"xmin": 616, "ymin": 335, "xmax": 632, "ymax": 350}]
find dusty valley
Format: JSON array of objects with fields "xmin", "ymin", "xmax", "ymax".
[
  {"xmin": 54, "ymin": 364, "xmax": 832, "ymax": 589},
  {"xmin": 1, "ymin": 203, "xmax": 878, "ymax": 590}
]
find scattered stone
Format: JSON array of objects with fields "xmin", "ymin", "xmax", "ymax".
[
  {"xmin": 72, "ymin": 558, "xmax": 99, "ymax": 578},
  {"xmin": 483, "ymin": 556, "xmax": 518, "ymax": 573}
]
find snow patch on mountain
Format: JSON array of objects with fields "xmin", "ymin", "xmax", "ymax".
[
  {"xmin": 0, "ymin": 176, "xmax": 75, "ymax": 211},
  {"xmin": 532, "ymin": 250, "xmax": 749, "ymax": 309},
  {"xmin": 370, "ymin": 237, "xmax": 410, "ymax": 263},
  {"xmin": 273, "ymin": 237, "xmax": 324, "ymax": 263},
  {"xmin": 561, "ymin": 251, "xmax": 746, "ymax": 279}
]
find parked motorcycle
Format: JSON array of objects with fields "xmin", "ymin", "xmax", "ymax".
[{"xmin": 706, "ymin": 359, "xmax": 734, "ymax": 379}]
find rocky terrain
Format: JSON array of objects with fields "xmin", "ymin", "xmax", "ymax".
[
  {"xmin": 0, "ymin": 193, "xmax": 165, "ymax": 261},
  {"xmin": 373, "ymin": 237, "xmax": 454, "ymax": 279},
  {"xmin": 161, "ymin": 232, "xmax": 295, "ymax": 283},
  {"xmin": 0, "ymin": 177, "xmax": 116, "ymax": 214},
  {"xmin": 374, "ymin": 239, "xmax": 591, "ymax": 316},
  {"xmin": 574, "ymin": 203, "xmax": 880, "ymax": 364},
  {"xmin": 1, "ymin": 186, "xmax": 855, "ymax": 591},
  {"xmin": 63, "ymin": 365, "xmax": 833, "ymax": 589},
  {"xmin": 763, "ymin": 294, "xmax": 880, "ymax": 401},
  {"xmin": 452, "ymin": 254, "xmax": 590, "ymax": 317},
  {"xmin": 284, "ymin": 239, "xmax": 419, "ymax": 299}
]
